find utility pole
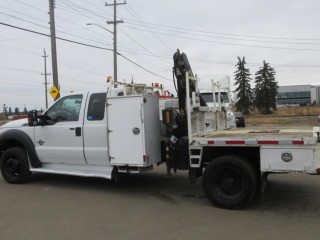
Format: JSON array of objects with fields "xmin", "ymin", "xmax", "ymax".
[
  {"xmin": 48, "ymin": 0, "xmax": 59, "ymax": 100},
  {"xmin": 41, "ymin": 49, "xmax": 51, "ymax": 109},
  {"xmin": 106, "ymin": 0, "xmax": 126, "ymax": 83}
]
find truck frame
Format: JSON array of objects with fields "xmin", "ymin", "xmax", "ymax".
[{"xmin": 0, "ymin": 50, "xmax": 320, "ymax": 209}]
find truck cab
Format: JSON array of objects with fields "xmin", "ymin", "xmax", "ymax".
[{"xmin": 197, "ymin": 75, "xmax": 236, "ymax": 129}]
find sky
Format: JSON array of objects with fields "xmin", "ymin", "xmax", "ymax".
[{"xmin": 1, "ymin": 0, "xmax": 320, "ymax": 111}]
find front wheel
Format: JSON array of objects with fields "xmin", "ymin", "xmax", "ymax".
[
  {"xmin": 202, "ymin": 155, "xmax": 257, "ymax": 209},
  {"xmin": 0, "ymin": 147, "xmax": 31, "ymax": 184}
]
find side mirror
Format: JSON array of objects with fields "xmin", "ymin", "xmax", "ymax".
[
  {"xmin": 28, "ymin": 110, "xmax": 38, "ymax": 126},
  {"xmin": 38, "ymin": 114, "xmax": 49, "ymax": 125}
]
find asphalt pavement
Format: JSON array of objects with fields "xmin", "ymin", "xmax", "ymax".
[{"xmin": 0, "ymin": 165, "xmax": 319, "ymax": 240}]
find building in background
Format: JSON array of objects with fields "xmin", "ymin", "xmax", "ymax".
[
  {"xmin": 276, "ymin": 85, "xmax": 320, "ymax": 107},
  {"xmin": 311, "ymin": 85, "xmax": 320, "ymax": 105}
]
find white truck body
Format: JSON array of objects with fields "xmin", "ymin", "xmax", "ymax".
[
  {"xmin": 1, "ymin": 74, "xmax": 320, "ymax": 209},
  {"xmin": 1, "ymin": 88, "xmax": 320, "ymax": 176}
]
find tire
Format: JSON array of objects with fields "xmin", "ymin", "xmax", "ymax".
[
  {"xmin": 202, "ymin": 155, "xmax": 257, "ymax": 209},
  {"xmin": 0, "ymin": 147, "xmax": 31, "ymax": 184}
]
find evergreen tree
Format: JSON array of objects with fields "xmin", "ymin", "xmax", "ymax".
[
  {"xmin": 23, "ymin": 105, "xmax": 28, "ymax": 114},
  {"xmin": 254, "ymin": 61, "xmax": 279, "ymax": 114},
  {"xmin": 14, "ymin": 107, "xmax": 20, "ymax": 115},
  {"xmin": 233, "ymin": 57, "xmax": 253, "ymax": 114},
  {"xmin": 8, "ymin": 107, "xmax": 12, "ymax": 116}
]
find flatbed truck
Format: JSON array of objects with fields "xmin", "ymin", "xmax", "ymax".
[{"xmin": 0, "ymin": 50, "xmax": 320, "ymax": 209}]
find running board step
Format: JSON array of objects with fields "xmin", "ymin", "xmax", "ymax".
[
  {"xmin": 30, "ymin": 165, "xmax": 113, "ymax": 180},
  {"xmin": 189, "ymin": 147, "xmax": 203, "ymax": 168}
]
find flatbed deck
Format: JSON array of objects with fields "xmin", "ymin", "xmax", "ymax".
[{"xmin": 192, "ymin": 126, "xmax": 319, "ymax": 145}]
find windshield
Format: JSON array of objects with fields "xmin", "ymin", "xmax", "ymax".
[{"xmin": 201, "ymin": 92, "xmax": 229, "ymax": 105}]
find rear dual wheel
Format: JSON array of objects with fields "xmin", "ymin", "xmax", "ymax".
[
  {"xmin": 202, "ymin": 155, "xmax": 257, "ymax": 209},
  {"xmin": 0, "ymin": 147, "xmax": 31, "ymax": 184}
]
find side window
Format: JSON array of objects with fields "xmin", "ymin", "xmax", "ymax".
[
  {"xmin": 87, "ymin": 93, "xmax": 106, "ymax": 121},
  {"xmin": 46, "ymin": 95, "xmax": 83, "ymax": 122}
]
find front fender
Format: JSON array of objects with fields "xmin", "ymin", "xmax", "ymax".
[{"xmin": 0, "ymin": 129, "xmax": 41, "ymax": 168}]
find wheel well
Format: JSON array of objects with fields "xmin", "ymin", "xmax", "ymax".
[
  {"xmin": 202, "ymin": 146, "xmax": 260, "ymax": 172},
  {"xmin": 0, "ymin": 139, "xmax": 25, "ymax": 159}
]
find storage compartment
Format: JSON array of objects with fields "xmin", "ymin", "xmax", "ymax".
[
  {"xmin": 260, "ymin": 146, "xmax": 315, "ymax": 173},
  {"xmin": 107, "ymin": 95, "xmax": 161, "ymax": 167}
]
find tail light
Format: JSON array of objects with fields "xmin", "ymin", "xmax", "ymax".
[{"xmin": 143, "ymin": 155, "xmax": 149, "ymax": 163}]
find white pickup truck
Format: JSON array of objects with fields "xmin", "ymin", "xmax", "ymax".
[
  {"xmin": 0, "ymin": 92, "xmax": 161, "ymax": 180},
  {"xmin": 1, "ymin": 50, "xmax": 320, "ymax": 209}
]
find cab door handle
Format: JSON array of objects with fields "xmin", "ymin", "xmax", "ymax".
[
  {"xmin": 75, "ymin": 127, "xmax": 81, "ymax": 137},
  {"xmin": 69, "ymin": 127, "xmax": 81, "ymax": 136}
]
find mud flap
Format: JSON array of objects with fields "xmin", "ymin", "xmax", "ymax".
[
  {"xmin": 260, "ymin": 172, "xmax": 269, "ymax": 201},
  {"xmin": 188, "ymin": 168, "xmax": 203, "ymax": 183}
]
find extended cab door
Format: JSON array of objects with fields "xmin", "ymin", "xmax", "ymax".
[
  {"xmin": 83, "ymin": 93, "xmax": 109, "ymax": 165},
  {"xmin": 34, "ymin": 93, "xmax": 87, "ymax": 164}
]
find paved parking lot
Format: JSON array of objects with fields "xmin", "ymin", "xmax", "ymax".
[{"xmin": 0, "ymin": 165, "xmax": 319, "ymax": 240}]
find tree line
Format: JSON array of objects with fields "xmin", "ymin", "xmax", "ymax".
[
  {"xmin": 2, "ymin": 104, "xmax": 28, "ymax": 118},
  {"xmin": 234, "ymin": 57, "xmax": 278, "ymax": 115},
  {"xmin": 2, "ymin": 58, "xmax": 278, "ymax": 119}
]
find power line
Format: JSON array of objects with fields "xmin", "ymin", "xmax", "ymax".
[
  {"xmin": 56, "ymin": 3, "xmax": 106, "ymax": 22},
  {"xmin": 60, "ymin": 0, "xmax": 107, "ymax": 20},
  {"xmin": 55, "ymin": 16, "xmax": 114, "ymax": 45},
  {"xmin": 0, "ymin": 65, "xmax": 40, "ymax": 74},
  {"xmin": 0, "ymin": 82, "xmax": 41, "ymax": 88},
  {"xmin": 123, "ymin": 5, "xmax": 172, "ymax": 54},
  {"xmin": 118, "ymin": 28, "xmax": 171, "ymax": 65},
  {"xmin": 0, "ymin": 22, "xmax": 320, "ymax": 69},
  {"xmin": 0, "ymin": 43, "xmax": 41, "ymax": 56},
  {"xmin": 124, "ymin": 19, "xmax": 320, "ymax": 42},
  {"xmin": 123, "ymin": 23, "xmax": 320, "ymax": 46},
  {"xmin": 54, "ymin": 1, "xmax": 162, "ymax": 55},
  {"xmin": 0, "ymin": 4, "xmax": 113, "ymax": 47},
  {"xmin": 0, "ymin": 4, "xmax": 46, "ymax": 24},
  {"xmin": 61, "ymin": 1, "xmax": 320, "ymax": 45},
  {"xmin": 56, "ymin": 28, "xmax": 113, "ymax": 47},
  {"xmin": 10, "ymin": 0, "xmax": 320, "ymax": 41},
  {"xmin": 121, "ymin": 25, "xmax": 320, "ymax": 51},
  {"xmin": 2, "ymin": 33, "xmax": 112, "ymax": 76},
  {"xmin": 0, "ymin": 22, "xmax": 172, "ymax": 81},
  {"xmin": 0, "ymin": 77, "xmax": 41, "ymax": 83},
  {"xmin": 118, "ymin": 53, "xmax": 171, "ymax": 81},
  {"xmin": 2, "ymin": 22, "xmax": 320, "ymax": 69},
  {"xmin": 80, "ymin": 0, "xmax": 110, "ymax": 16},
  {"xmin": 12, "ymin": 0, "xmax": 47, "ymax": 13},
  {"xmin": 0, "ymin": 11, "xmax": 49, "ymax": 30}
]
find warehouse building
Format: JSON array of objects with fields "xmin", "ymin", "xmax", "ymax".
[{"xmin": 276, "ymin": 85, "xmax": 320, "ymax": 106}]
